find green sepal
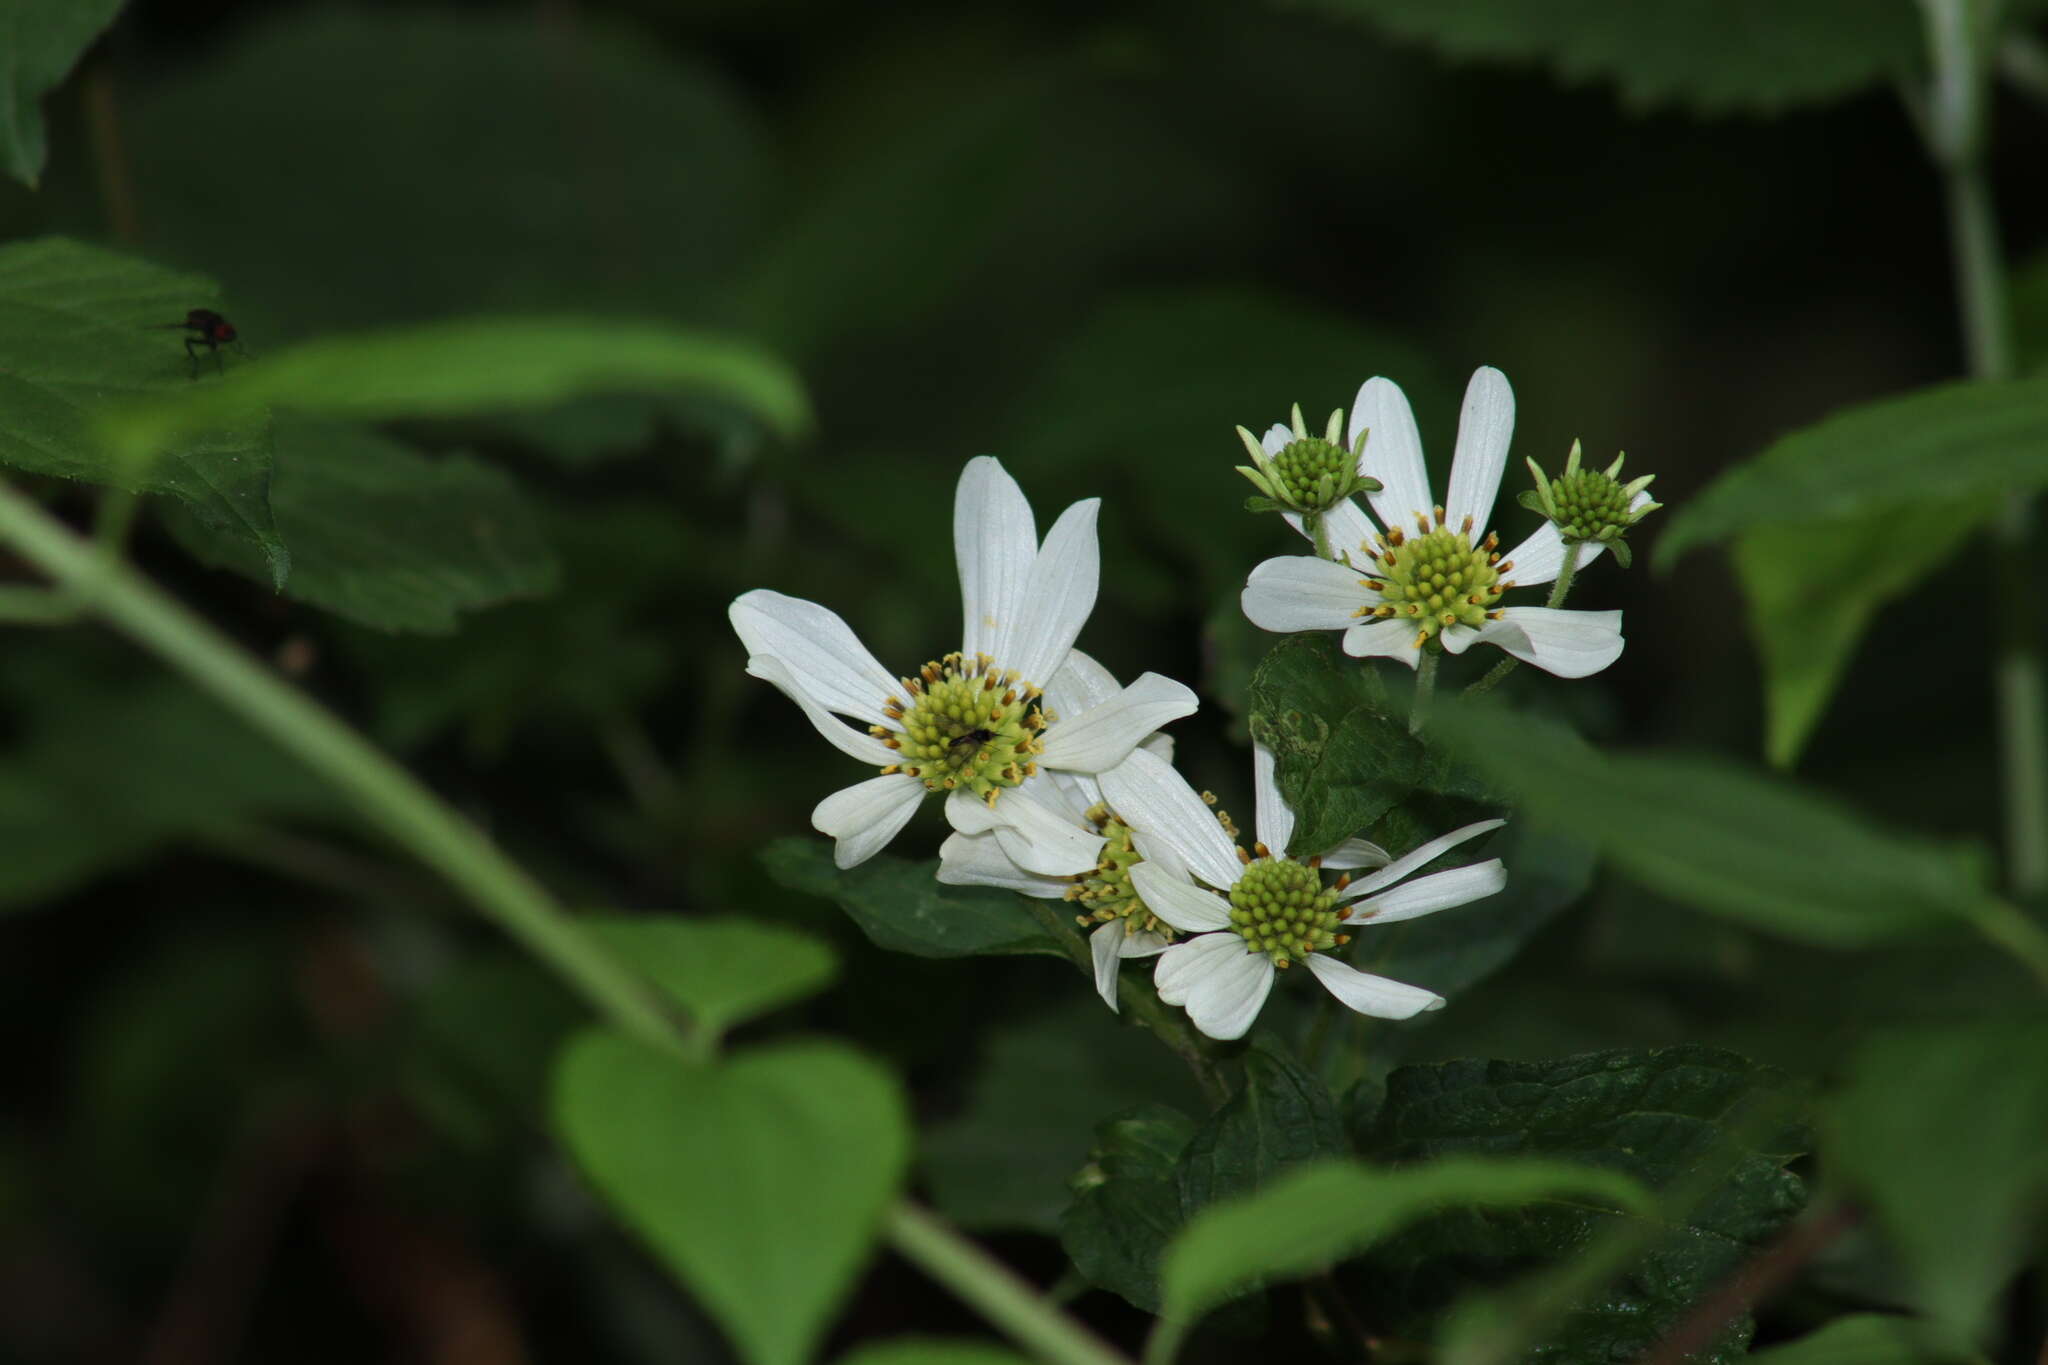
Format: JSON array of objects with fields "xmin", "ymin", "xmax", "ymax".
[{"xmin": 1244, "ymin": 495, "xmax": 1282, "ymax": 513}]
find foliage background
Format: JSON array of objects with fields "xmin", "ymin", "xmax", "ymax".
[{"xmin": 2, "ymin": 0, "xmax": 2045, "ymax": 1360}]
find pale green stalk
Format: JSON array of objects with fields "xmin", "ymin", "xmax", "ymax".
[
  {"xmin": 1464, "ymin": 540, "xmax": 1584, "ymax": 700},
  {"xmin": 0, "ymin": 481, "xmax": 1132, "ymax": 1365},
  {"xmin": 1409, "ymin": 649, "xmax": 1439, "ymax": 734}
]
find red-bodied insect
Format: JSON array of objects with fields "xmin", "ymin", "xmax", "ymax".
[{"xmin": 155, "ymin": 308, "xmax": 245, "ymax": 377}]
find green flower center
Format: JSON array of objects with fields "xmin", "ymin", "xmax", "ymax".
[
  {"xmin": 1068, "ymin": 806, "xmax": 1171, "ymax": 937},
  {"xmin": 873, "ymin": 653, "xmax": 1044, "ymax": 803},
  {"xmin": 1549, "ymin": 470, "xmax": 1635, "ymax": 541},
  {"xmin": 1270, "ymin": 437, "xmax": 1354, "ymax": 512},
  {"xmin": 1357, "ymin": 513, "xmax": 1509, "ymax": 645},
  {"xmin": 1228, "ymin": 856, "xmax": 1348, "ymax": 967}
]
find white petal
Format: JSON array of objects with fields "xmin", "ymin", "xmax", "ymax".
[
  {"xmin": 1445, "ymin": 366, "xmax": 1514, "ymax": 535},
  {"xmin": 1498, "ymin": 487, "xmax": 1652, "ymax": 585},
  {"xmin": 955, "ymin": 457, "xmax": 1038, "ymax": 665},
  {"xmin": 1091, "ymin": 919, "xmax": 1129, "ymax": 1012},
  {"xmin": 1138, "ymin": 732, "xmax": 1176, "ymax": 765},
  {"xmin": 1304, "ymin": 954, "xmax": 1443, "ymax": 1020},
  {"xmin": 730, "ymin": 590, "xmax": 896, "ymax": 725},
  {"xmin": 1281, "ymin": 498, "xmax": 1377, "ymax": 560},
  {"xmin": 1320, "ymin": 837, "xmax": 1390, "ymax": 870},
  {"xmin": 1346, "ymin": 860, "xmax": 1505, "ymax": 925},
  {"xmin": 1041, "ymin": 769, "xmax": 1101, "ymax": 823},
  {"xmin": 944, "ymin": 787, "xmax": 1002, "ymax": 835},
  {"xmin": 1046, "ymin": 648, "xmax": 1121, "ymax": 718},
  {"xmin": 1478, "ymin": 607, "xmax": 1624, "ymax": 679},
  {"xmin": 936, "ymin": 830, "xmax": 1069, "ymax": 898},
  {"xmin": 1440, "ymin": 620, "xmax": 1513, "ymax": 657},
  {"xmin": 1156, "ymin": 936, "xmax": 1274, "ymax": 1041},
  {"xmin": 1261, "ymin": 422, "xmax": 1290, "ymax": 454},
  {"xmin": 1251, "ymin": 740, "xmax": 1294, "ymax": 856},
  {"xmin": 1353, "ymin": 376, "xmax": 1434, "ymax": 531},
  {"xmin": 1341, "ymin": 618, "xmax": 1423, "ymax": 668},
  {"xmin": 1040, "ymin": 672, "xmax": 1198, "ymax": 773},
  {"xmin": 1006, "ymin": 498, "xmax": 1101, "ymax": 686},
  {"xmin": 744, "ymin": 655, "xmax": 899, "ymax": 766},
  {"xmin": 1340, "ymin": 818, "xmax": 1507, "ymax": 898},
  {"xmin": 1099, "ymin": 749, "xmax": 1242, "ymax": 889},
  {"xmin": 1130, "ymin": 862, "xmax": 1234, "ymax": 932},
  {"xmin": 983, "ymin": 783, "xmax": 1105, "ymax": 876},
  {"xmin": 813, "ymin": 774, "xmax": 925, "ymax": 868},
  {"xmin": 1120, "ymin": 928, "xmax": 1171, "ymax": 958},
  {"xmin": 1241, "ymin": 556, "xmax": 1369, "ymax": 635}
]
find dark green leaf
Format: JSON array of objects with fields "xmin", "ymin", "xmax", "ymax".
[
  {"xmin": 406, "ymin": 955, "xmax": 585, "ymax": 1151},
  {"xmin": 162, "ymin": 419, "xmax": 559, "ymax": 631},
  {"xmin": 553, "ymin": 1033, "xmax": 910, "ymax": 1365},
  {"xmin": 1431, "ymin": 701, "xmax": 1992, "ymax": 948},
  {"xmin": 1158, "ymin": 1157, "xmax": 1650, "ymax": 1335},
  {"xmin": 1177, "ymin": 1037, "xmax": 1347, "ymax": 1213},
  {"xmin": 2015, "ymin": 247, "xmax": 2048, "ymax": 375},
  {"xmin": 585, "ymin": 915, "xmax": 836, "ymax": 1040},
  {"xmin": 1354, "ymin": 1046, "xmax": 1806, "ymax": 1362},
  {"xmin": 1825, "ymin": 1019, "xmax": 2048, "ymax": 1336},
  {"xmin": 922, "ymin": 998, "xmax": 1204, "ymax": 1233},
  {"xmin": 0, "ymin": 237, "xmax": 283, "ymax": 576},
  {"xmin": 1297, "ymin": 0, "xmax": 1923, "ymax": 115},
  {"xmin": 1748, "ymin": 1314, "xmax": 1986, "ymax": 1365},
  {"xmin": 834, "ymin": 1342, "xmax": 1030, "ymax": 1365},
  {"xmin": 1733, "ymin": 499, "xmax": 1992, "ymax": 767},
  {"xmin": 1658, "ymin": 377, "xmax": 2048, "ymax": 566},
  {"xmin": 761, "ymin": 837, "xmax": 1063, "ymax": 960},
  {"xmin": 0, "ymin": 0, "xmax": 126, "ymax": 186},
  {"xmin": 1059, "ymin": 1105, "xmax": 1198, "ymax": 1312}
]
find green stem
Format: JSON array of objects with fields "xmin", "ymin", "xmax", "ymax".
[
  {"xmin": 1308, "ymin": 510, "xmax": 1334, "ymax": 562},
  {"xmin": 1919, "ymin": 0, "xmax": 2048, "ymax": 898},
  {"xmin": 885, "ymin": 1203, "xmax": 1133, "ymax": 1365},
  {"xmin": 1964, "ymin": 896, "xmax": 2048, "ymax": 990},
  {"xmin": 1408, "ymin": 648, "xmax": 1438, "ymax": 735},
  {"xmin": 1464, "ymin": 539, "xmax": 1584, "ymax": 700}
]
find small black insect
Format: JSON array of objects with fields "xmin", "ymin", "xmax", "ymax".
[
  {"xmin": 949, "ymin": 728, "xmax": 996, "ymax": 756},
  {"xmin": 155, "ymin": 308, "xmax": 244, "ymax": 378}
]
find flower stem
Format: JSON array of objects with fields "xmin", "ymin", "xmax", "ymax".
[
  {"xmin": 1919, "ymin": 0, "xmax": 2048, "ymax": 898},
  {"xmin": 1464, "ymin": 539, "xmax": 1584, "ymax": 700},
  {"xmin": 884, "ymin": 1203, "xmax": 1133, "ymax": 1365},
  {"xmin": 1409, "ymin": 649, "xmax": 1439, "ymax": 734},
  {"xmin": 0, "ymin": 480, "xmax": 1130, "ymax": 1364},
  {"xmin": 1307, "ymin": 510, "xmax": 1334, "ymax": 562}
]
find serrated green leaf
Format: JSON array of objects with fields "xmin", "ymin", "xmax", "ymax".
[
  {"xmin": 161, "ymin": 419, "xmax": 559, "ymax": 631},
  {"xmin": 760, "ymin": 837, "xmax": 1063, "ymax": 960},
  {"xmin": 0, "ymin": 237, "xmax": 283, "ymax": 577},
  {"xmin": 1, "ymin": 0, "xmax": 126, "ymax": 186},
  {"xmin": 1158, "ymin": 1157, "xmax": 1651, "ymax": 1335},
  {"xmin": 1177, "ymin": 1037, "xmax": 1347, "ymax": 1213},
  {"xmin": 1824, "ymin": 1019, "xmax": 2048, "ymax": 1337},
  {"xmin": 108, "ymin": 316, "xmax": 810, "ymax": 465},
  {"xmin": 585, "ymin": 915, "xmax": 836, "ymax": 1041},
  {"xmin": 1431, "ymin": 701, "xmax": 1990, "ymax": 947},
  {"xmin": 1354, "ymin": 1046, "xmax": 1807, "ymax": 1362},
  {"xmin": 1297, "ymin": 0, "xmax": 1924, "ymax": 116},
  {"xmin": 552, "ymin": 1032, "xmax": 909, "ymax": 1365},
  {"xmin": 1059, "ymin": 1105, "xmax": 1198, "ymax": 1312},
  {"xmin": 923, "ymin": 999, "xmax": 1204, "ymax": 1233},
  {"xmin": 834, "ymin": 1342, "xmax": 1030, "ymax": 1365},
  {"xmin": 1748, "ymin": 1314, "xmax": 1986, "ymax": 1364},
  {"xmin": 1658, "ymin": 377, "xmax": 2048, "ymax": 566}
]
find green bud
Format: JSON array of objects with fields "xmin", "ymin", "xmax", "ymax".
[
  {"xmin": 1234, "ymin": 403, "xmax": 1382, "ymax": 518},
  {"xmin": 1520, "ymin": 441, "xmax": 1661, "ymax": 561}
]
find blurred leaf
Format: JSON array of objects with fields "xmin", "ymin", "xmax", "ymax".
[
  {"xmin": 1177, "ymin": 1037, "xmax": 1346, "ymax": 1212},
  {"xmin": 406, "ymin": 955, "xmax": 586, "ymax": 1152},
  {"xmin": 1733, "ymin": 500, "xmax": 1991, "ymax": 767},
  {"xmin": 109, "ymin": 316, "xmax": 811, "ymax": 466},
  {"xmin": 2013, "ymin": 247, "xmax": 2048, "ymax": 375},
  {"xmin": 835, "ymin": 1342, "xmax": 1029, "ymax": 1365},
  {"xmin": 761, "ymin": 838, "xmax": 1063, "ymax": 960},
  {"xmin": 1432, "ymin": 701, "xmax": 1991, "ymax": 948},
  {"xmin": 586, "ymin": 915, "xmax": 836, "ymax": 1040},
  {"xmin": 1748, "ymin": 1314, "xmax": 1986, "ymax": 1364},
  {"xmin": 554, "ymin": 1032, "xmax": 909, "ymax": 1365},
  {"xmin": 119, "ymin": 7, "xmax": 768, "ymax": 338},
  {"xmin": 162, "ymin": 419, "xmax": 559, "ymax": 629},
  {"xmin": 922, "ymin": 998, "xmax": 1204, "ymax": 1233},
  {"xmin": 1353, "ymin": 1046, "xmax": 1807, "ymax": 1361},
  {"xmin": 1060, "ymin": 1104, "xmax": 1198, "ymax": 1312},
  {"xmin": 1824, "ymin": 1018, "xmax": 2048, "ymax": 1337},
  {"xmin": 1297, "ymin": 0, "xmax": 1924, "ymax": 115},
  {"xmin": 1158, "ymin": 1157, "xmax": 1650, "ymax": 1335},
  {"xmin": 0, "ymin": 237, "xmax": 280, "ymax": 571},
  {"xmin": 0, "ymin": 0, "xmax": 125, "ymax": 186},
  {"xmin": 1657, "ymin": 377, "xmax": 2048, "ymax": 565}
]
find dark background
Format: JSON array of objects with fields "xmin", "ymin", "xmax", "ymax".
[{"xmin": 2, "ymin": 0, "xmax": 2043, "ymax": 1360}]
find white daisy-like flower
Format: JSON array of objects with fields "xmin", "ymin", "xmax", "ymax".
[
  {"xmin": 1241, "ymin": 366, "xmax": 1627, "ymax": 678},
  {"xmin": 937, "ymin": 650, "xmax": 1195, "ymax": 1012},
  {"xmin": 1100, "ymin": 742, "xmax": 1505, "ymax": 1042},
  {"xmin": 730, "ymin": 456, "xmax": 1198, "ymax": 870}
]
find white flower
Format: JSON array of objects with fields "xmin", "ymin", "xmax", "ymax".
[
  {"xmin": 730, "ymin": 457, "xmax": 1197, "ymax": 870},
  {"xmin": 1241, "ymin": 367, "xmax": 1626, "ymax": 678},
  {"xmin": 1100, "ymin": 742, "xmax": 1505, "ymax": 1042},
  {"xmin": 938, "ymin": 651, "xmax": 1188, "ymax": 1012}
]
